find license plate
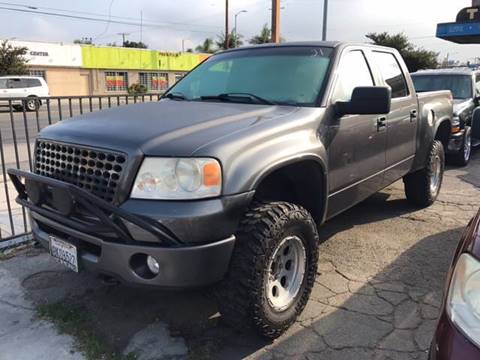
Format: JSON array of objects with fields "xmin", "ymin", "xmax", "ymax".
[{"xmin": 49, "ymin": 236, "xmax": 79, "ymax": 273}]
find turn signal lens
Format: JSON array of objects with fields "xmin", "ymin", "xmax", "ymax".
[
  {"xmin": 203, "ymin": 162, "xmax": 221, "ymax": 187},
  {"xmin": 452, "ymin": 126, "xmax": 461, "ymax": 134}
]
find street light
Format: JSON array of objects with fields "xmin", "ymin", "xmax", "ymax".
[{"xmin": 234, "ymin": 10, "xmax": 247, "ymax": 48}]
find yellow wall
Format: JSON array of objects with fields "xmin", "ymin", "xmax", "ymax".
[{"xmin": 81, "ymin": 46, "xmax": 209, "ymax": 71}]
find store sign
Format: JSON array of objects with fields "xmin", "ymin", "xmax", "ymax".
[
  {"xmin": 456, "ymin": 7, "xmax": 480, "ymax": 22},
  {"xmin": 9, "ymin": 40, "xmax": 82, "ymax": 67},
  {"xmin": 437, "ymin": 6, "xmax": 480, "ymax": 44}
]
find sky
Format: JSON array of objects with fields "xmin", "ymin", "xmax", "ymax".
[{"xmin": 0, "ymin": 0, "xmax": 479, "ymax": 62}]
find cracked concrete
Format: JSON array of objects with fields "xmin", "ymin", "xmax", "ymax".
[{"xmin": 0, "ymin": 152, "xmax": 478, "ymax": 359}]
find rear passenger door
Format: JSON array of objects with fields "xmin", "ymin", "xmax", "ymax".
[
  {"xmin": 369, "ymin": 51, "xmax": 417, "ymax": 183},
  {"xmin": 327, "ymin": 49, "xmax": 387, "ymax": 218},
  {"xmin": 6, "ymin": 78, "xmax": 27, "ymax": 97}
]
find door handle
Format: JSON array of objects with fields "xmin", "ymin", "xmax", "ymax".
[
  {"xmin": 410, "ymin": 110, "xmax": 417, "ymax": 122},
  {"xmin": 377, "ymin": 117, "xmax": 387, "ymax": 131}
]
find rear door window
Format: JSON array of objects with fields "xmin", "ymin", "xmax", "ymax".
[
  {"xmin": 0, "ymin": 79, "xmax": 7, "ymax": 89},
  {"xmin": 371, "ymin": 52, "xmax": 409, "ymax": 98},
  {"xmin": 7, "ymin": 78, "xmax": 23, "ymax": 88}
]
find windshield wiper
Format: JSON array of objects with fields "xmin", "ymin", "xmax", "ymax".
[
  {"xmin": 164, "ymin": 92, "xmax": 187, "ymax": 101},
  {"xmin": 200, "ymin": 93, "xmax": 275, "ymax": 105}
]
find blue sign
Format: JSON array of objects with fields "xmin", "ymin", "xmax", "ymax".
[{"xmin": 437, "ymin": 22, "xmax": 480, "ymax": 43}]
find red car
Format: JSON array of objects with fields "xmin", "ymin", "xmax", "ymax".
[{"xmin": 430, "ymin": 209, "xmax": 480, "ymax": 359}]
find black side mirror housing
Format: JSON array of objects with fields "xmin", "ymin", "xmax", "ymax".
[{"xmin": 335, "ymin": 86, "xmax": 392, "ymax": 116}]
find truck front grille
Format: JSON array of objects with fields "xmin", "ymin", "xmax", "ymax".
[{"xmin": 34, "ymin": 140, "xmax": 127, "ymax": 203}]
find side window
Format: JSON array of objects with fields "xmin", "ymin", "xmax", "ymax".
[
  {"xmin": 27, "ymin": 79, "xmax": 42, "ymax": 87},
  {"xmin": 371, "ymin": 52, "xmax": 409, "ymax": 98},
  {"xmin": 332, "ymin": 50, "xmax": 374, "ymax": 102},
  {"xmin": 0, "ymin": 79, "xmax": 7, "ymax": 89},
  {"xmin": 7, "ymin": 78, "xmax": 23, "ymax": 89}
]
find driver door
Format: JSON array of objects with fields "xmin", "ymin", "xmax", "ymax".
[{"xmin": 326, "ymin": 49, "xmax": 387, "ymax": 218}]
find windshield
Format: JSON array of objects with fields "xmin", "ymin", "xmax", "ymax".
[
  {"xmin": 165, "ymin": 46, "xmax": 333, "ymax": 106},
  {"xmin": 411, "ymin": 74, "xmax": 472, "ymax": 100}
]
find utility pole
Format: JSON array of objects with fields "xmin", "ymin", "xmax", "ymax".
[
  {"xmin": 271, "ymin": 0, "xmax": 280, "ymax": 43},
  {"xmin": 225, "ymin": 0, "xmax": 229, "ymax": 49},
  {"xmin": 322, "ymin": 0, "xmax": 328, "ymax": 41},
  {"xmin": 118, "ymin": 32, "xmax": 129, "ymax": 46},
  {"xmin": 140, "ymin": 11, "xmax": 143, "ymax": 43}
]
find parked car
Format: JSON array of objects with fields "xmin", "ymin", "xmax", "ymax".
[
  {"xmin": 0, "ymin": 76, "xmax": 49, "ymax": 111},
  {"xmin": 411, "ymin": 68, "xmax": 480, "ymax": 166},
  {"xmin": 8, "ymin": 42, "xmax": 454, "ymax": 338},
  {"xmin": 429, "ymin": 208, "xmax": 480, "ymax": 359}
]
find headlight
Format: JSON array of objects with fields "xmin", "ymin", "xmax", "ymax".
[
  {"xmin": 451, "ymin": 116, "xmax": 461, "ymax": 134},
  {"xmin": 447, "ymin": 253, "xmax": 480, "ymax": 347},
  {"xmin": 131, "ymin": 158, "xmax": 222, "ymax": 200}
]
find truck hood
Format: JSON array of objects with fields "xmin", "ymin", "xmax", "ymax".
[
  {"xmin": 39, "ymin": 100, "xmax": 298, "ymax": 156},
  {"xmin": 453, "ymin": 99, "xmax": 474, "ymax": 116}
]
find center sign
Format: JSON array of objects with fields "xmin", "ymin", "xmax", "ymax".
[{"xmin": 437, "ymin": 6, "xmax": 480, "ymax": 43}]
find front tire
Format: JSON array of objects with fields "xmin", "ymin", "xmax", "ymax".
[
  {"xmin": 403, "ymin": 140, "xmax": 445, "ymax": 207},
  {"xmin": 216, "ymin": 201, "xmax": 319, "ymax": 339},
  {"xmin": 24, "ymin": 97, "xmax": 40, "ymax": 112},
  {"xmin": 447, "ymin": 126, "xmax": 472, "ymax": 166}
]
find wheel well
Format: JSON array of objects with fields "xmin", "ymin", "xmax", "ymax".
[
  {"xmin": 435, "ymin": 120, "xmax": 451, "ymax": 149},
  {"xmin": 254, "ymin": 160, "xmax": 325, "ymax": 224}
]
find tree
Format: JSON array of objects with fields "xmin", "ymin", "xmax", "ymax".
[
  {"xmin": 73, "ymin": 37, "xmax": 93, "ymax": 44},
  {"xmin": 195, "ymin": 38, "xmax": 215, "ymax": 53},
  {"xmin": 123, "ymin": 40, "xmax": 148, "ymax": 49},
  {"xmin": 0, "ymin": 40, "xmax": 28, "ymax": 76},
  {"xmin": 366, "ymin": 32, "xmax": 438, "ymax": 72},
  {"xmin": 215, "ymin": 31, "xmax": 243, "ymax": 49},
  {"xmin": 250, "ymin": 24, "xmax": 272, "ymax": 44}
]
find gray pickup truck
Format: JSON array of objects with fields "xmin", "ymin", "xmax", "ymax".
[
  {"xmin": 8, "ymin": 42, "xmax": 453, "ymax": 338},
  {"xmin": 412, "ymin": 68, "xmax": 480, "ymax": 166}
]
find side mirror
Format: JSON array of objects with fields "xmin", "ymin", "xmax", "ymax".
[{"xmin": 335, "ymin": 86, "xmax": 392, "ymax": 116}]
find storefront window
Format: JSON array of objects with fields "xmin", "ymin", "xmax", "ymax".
[
  {"xmin": 29, "ymin": 70, "xmax": 47, "ymax": 81},
  {"xmin": 105, "ymin": 71, "xmax": 128, "ymax": 92},
  {"xmin": 139, "ymin": 72, "xmax": 169, "ymax": 91}
]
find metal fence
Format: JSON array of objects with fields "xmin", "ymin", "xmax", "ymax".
[{"xmin": 0, "ymin": 94, "xmax": 162, "ymax": 244}]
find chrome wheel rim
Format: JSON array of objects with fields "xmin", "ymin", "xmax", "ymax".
[
  {"xmin": 265, "ymin": 235, "xmax": 306, "ymax": 312},
  {"xmin": 464, "ymin": 132, "xmax": 471, "ymax": 162},
  {"xmin": 27, "ymin": 99, "xmax": 36, "ymax": 111},
  {"xmin": 430, "ymin": 155, "xmax": 442, "ymax": 195}
]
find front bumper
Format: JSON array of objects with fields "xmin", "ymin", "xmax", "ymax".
[
  {"xmin": 32, "ymin": 215, "xmax": 235, "ymax": 288},
  {"xmin": 8, "ymin": 169, "xmax": 251, "ymax": 288},
  {"xmin": 429, "ymin": 312, "xmax": 480, "ymax": 360},
  {"xmin": 447, "ymin": 130, "xmax": 465, "ymax": 154}
]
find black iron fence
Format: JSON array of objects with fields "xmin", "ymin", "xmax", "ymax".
[{"xmin": 0, "ymin": 94, "xmax": 162, "ymax": 244}]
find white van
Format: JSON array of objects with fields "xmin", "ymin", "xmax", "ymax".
[{"xmin": 0, "ymin": 76, "xmax": 49, "ymax": 111}]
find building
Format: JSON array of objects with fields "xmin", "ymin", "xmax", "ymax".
[{"xmin": 8, "ymin": 40, "xmax": 210, "ymax": 96}]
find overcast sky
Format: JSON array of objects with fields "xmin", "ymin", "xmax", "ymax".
[{"xmin": 1, "ymin": 0, "xmax": 479, "ymax": 62}]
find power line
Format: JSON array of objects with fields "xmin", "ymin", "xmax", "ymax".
[
  {"xmin": 0, "ymin": 1, "xmax": 221, "ymax": 30},
  {"xmin": 94, "ymin": 0, "xmax": 115, "ymax": 40},
  {"xmin": 0, "ymin": 4, "xmax": 221, "ymax": 35}
]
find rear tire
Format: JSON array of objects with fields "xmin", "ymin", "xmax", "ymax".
[
  {"xmin": 403, "ymin": 140, "xmax": 444, "ymax": 208},
  {"xmin": 447, "ymin": 126, "xmax": 471, "ymax": 166},
  {"xmin": 215, "ymin": 201, "xmax": 319, "ymax": 339}
]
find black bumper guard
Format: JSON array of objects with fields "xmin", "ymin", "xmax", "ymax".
[{"xmin": 7, "ymin": 169, "xmax": 181, "ymax": 246}]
